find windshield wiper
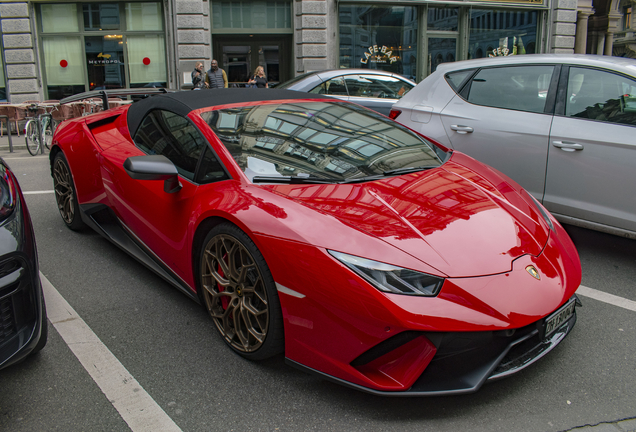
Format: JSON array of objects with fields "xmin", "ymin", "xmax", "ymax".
[
  {"xmin": 252, "ymin": 175, "xmax": 335, "ymax": 184},
  {"xmin": 382, "ymin": 166, "xmax": 439, "ymax": 176}
]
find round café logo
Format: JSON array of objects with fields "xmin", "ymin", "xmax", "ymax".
[{"xmin": 361, "ymin": 45, "xmax": 398, "ymax": 65}]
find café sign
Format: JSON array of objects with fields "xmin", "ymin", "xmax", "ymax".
[
  {"xmin": 88, "ymin": 53, "xmax": 120, "ymax": 65},
  {"xmin": 361, "ymin": 45, "xmax": 398, "ymax": 65}
]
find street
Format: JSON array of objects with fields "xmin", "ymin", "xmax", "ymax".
[{"xmin": 0, "ymin": 144, "xmax": 635, "ymax": 432}]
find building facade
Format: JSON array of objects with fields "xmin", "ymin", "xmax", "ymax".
[{"xmin": 0, "ymin": 0, "xmax": 631, "ymax": 103}]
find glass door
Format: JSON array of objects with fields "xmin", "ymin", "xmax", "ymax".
[{"xmin": 214, "ymin": 35, "xmax": 291, "ymax": 87}]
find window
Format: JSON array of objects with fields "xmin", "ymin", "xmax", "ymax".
[
  {"xmin": 39, "ymin": 2, "xmax": 166, "ymax": 99},
  {"xmin": 212, "ymin": 1, "xmax": 291, "ymax": 30},
  {"xmin": 344, "ymin": 75, "xmax": 413, "ymax": 99},
  {"xmin": 134, "ymin": 110, "xmax": 209, "ymax": 181},
  {"xmin": 566, "ymin": 67, "xmax": 636, "ymax": 126},
  {"xmin": 339, "ymin": 5, "xmax": 418, "ymax": 79},
  {"xmin": 468, "ymin": 9, "xmax": 538, "ymax": 58},
  {"xmin": 445, "ymin": 69, "xmax": 476, "ymax": 92},
  {"xmin": 465, "ymin": 65, "xmax": 554, "ymax": 114},
  {"xmin": 624, "ymin": 6, "xmax": 632, "ymax": 30},
  {"xmin": 309, "ymin": 78, "xmax": 348, "ymax": 95}
]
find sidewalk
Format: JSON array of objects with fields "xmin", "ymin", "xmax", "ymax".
[{"xmin": 0, "ymin": 132, "xmax": 42, "ymax": 156}]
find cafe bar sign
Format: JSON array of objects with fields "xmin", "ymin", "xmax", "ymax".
[{"xmin": 361, "ymin": 45, "xmax": 398, "ymax": 65}]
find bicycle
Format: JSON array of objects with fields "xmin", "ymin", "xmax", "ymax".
[{"xmin": 24, "ymin": 103, "xmax": 55, "ymax": 156}]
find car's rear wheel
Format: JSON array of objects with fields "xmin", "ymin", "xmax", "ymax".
[
  {"xmin": 52, "ymin": 152, "xmax": 84, "ymax": 230},
  {"xmin": 199, "ymin": 223, "xmax": 283, "ymax": 360}
]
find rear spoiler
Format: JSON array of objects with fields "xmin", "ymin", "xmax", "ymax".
[{"xmin": 60, "ymin": 88, "xmax": 176, "ymax": 110}]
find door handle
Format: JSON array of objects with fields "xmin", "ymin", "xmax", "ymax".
[
  {"xmin": 450, "ymin": 125, "xmax": 474, "ymax": 134},
  {"xmin": 552, "ymin": 141, "xmax": 584, "ymax": 152}
]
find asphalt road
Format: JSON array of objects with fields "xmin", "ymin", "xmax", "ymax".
[{"xmin": 1, "ymin": 147, "xmax": 635, "ymax": 432}]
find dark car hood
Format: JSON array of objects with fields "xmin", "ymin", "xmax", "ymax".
[{"xmin": 269, "ymin": 160, "xmax": 549, "ymax": 278}]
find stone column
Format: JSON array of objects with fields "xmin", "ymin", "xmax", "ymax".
[
  {"xmin": 551, "ymin": 0, "xmax": 577, "ymax": 53},
  {"xmin": 174, "ymin": 0, "xmax": 210, "ymax": 90},
  {"xmin": 604, "ymin": 30, "xmax": 615, "ymax": 55},
  {"xmin": 295, "ymin": 0, "xmax": 331, "ymax": 74},
  {"xmin": 574, "ymin": 11, "xmax": 593, "ymax": 53},
  {"xmin": 0, "ymin": 2, "xmax": 40, "ymax": 103}
]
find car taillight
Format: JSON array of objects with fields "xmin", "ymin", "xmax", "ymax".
[
  {"xmin": 389, "ymin": 109, "xmax": 401, "ymax": 120},
  {"xmin": 0, "ymin": 164, "xmax": 17, "ymax": 222}
]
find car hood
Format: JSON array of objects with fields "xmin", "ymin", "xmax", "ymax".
[{"xmin": 269, "ymin": 157, "xmax": 549, "ymax": 278}]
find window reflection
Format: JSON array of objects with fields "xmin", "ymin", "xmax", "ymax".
[{"xmin": 201, "ymin": 101, "xmax": 444, "ymax": 182}]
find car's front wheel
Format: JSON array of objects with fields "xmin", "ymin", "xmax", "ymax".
[
  {"xmin": 52, "ymin": 152, "xmax": 84, "ymax": 230},
  {"xmin": 199, "ymin": 223, "xmax": 284, "ymax": 360}
]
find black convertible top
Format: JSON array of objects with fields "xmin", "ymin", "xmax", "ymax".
[{"xmin": 127, "ymin": 88, "xmax": 332, "ymax": 137}]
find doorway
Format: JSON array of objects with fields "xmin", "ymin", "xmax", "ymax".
[{"xmin": 213, "ymin": 35, "xmax": 292, "ymax": 87}]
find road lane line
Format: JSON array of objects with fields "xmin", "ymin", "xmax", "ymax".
[
  {"xmin": 577, "ymin": 285, "xmax": 636, "ymax": 312},
  {"xmin": 23, "ymin": 190, "xmax": 54, "ymax": 195},
  {"xmin": 40, "ymin": 272, "xmax": 183, "ymax": 432}
]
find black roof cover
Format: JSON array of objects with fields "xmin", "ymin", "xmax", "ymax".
[{"xmin": 127, "ymin": 88, "xmax": 332, "ymax": 137}]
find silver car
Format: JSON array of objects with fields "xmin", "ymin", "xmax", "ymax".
[
  {"xmin": 391, "ymin": 54, "xmax": 636, "ymax": 239},
  {"xmin": 276, "ymin": 69, "xmax": 415, "ymax": 116}
]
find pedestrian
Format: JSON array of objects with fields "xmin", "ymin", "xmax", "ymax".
[
  {"xmin": 191, "ymin": 61, "xmax": 205, "ymax": 90},
  {"xmin": 248, "ymin": 66, "xmax": 268, "ymax": 88},
  {"xmin": 204, "ymin": 60, "xmax": 228, "ymax": 89}
]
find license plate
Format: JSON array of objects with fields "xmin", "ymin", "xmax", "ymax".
[{"xmin": 544, "ymin": 298, "xmax": 576, "ymax": 338}]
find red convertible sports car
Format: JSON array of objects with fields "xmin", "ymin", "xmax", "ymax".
[{"xmin": 51, "ymin": 88, "xmax": 581, "ymax": 396}]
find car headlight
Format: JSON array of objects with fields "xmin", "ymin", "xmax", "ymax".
[
  {"xmin": 328, "ymin": 250, "xmax": 444, "ymax": 296},
  {"xmin": 0, "ymin": 164, "xmax": 17, "ymax": 223},
  {"xmin": 528, "ymin": 193, "xmax": 554, "ymax": 231}
]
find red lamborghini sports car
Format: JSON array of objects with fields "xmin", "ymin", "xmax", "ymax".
[{"xmin": 50, "ymin": 89, "xmax": 581, "ymax": 396}]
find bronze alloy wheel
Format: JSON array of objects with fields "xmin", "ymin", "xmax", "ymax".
[
  {"xmin": 201, "ymin": 232, "xmax": 272, "ymax": 355},
  {"xmin": 52, "ymin": 153, "xmax": 84, "ymax": 230}
]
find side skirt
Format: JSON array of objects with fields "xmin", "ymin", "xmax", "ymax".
[{"xmin": 79, "ymin": 203, "xmax": 200, "ymax": 304}]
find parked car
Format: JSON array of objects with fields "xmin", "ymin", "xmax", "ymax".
[
  {"xmin": 0, "ymin": 157, "xmax": 47, "ymax": 370},
  {"xmin": 391, "ymin": 54, "xmax": 636, "ymax": 239},
  {"xmin": 276, "ymin": 69, "xmax": 415, "ymax": 116},
  {"xmin": 51, "ymin": 88, "xmax": 581, "ymax": 396}
]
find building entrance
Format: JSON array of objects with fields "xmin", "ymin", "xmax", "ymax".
[{"xmin": 213, "ymin": 35, "xmax": 292, "ymax": 87}]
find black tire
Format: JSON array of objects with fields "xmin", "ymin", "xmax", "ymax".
[
  {"xmin": 199, "ymin": 223, "xmax": 284, "ymax": 360},
  {"xmin": 52, "ymin": 152, "xmax": 85, "ymax": 230},
  {"xmin": 25, "ymin": 120, "xmax": 40, "ymax": 156}
]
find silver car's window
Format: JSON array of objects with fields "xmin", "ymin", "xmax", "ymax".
[
  {"xmin": 309, "ymin": 78, "xmax": 348, "ymax": 95},
  {"xmin": 466, "ymin": 65, "xmax": 554, "ymax": 114},
  {"xmin": 344, "ymin": 75, "xmax": 413, "ymax": 99},
  {"xmin": 445, "ymin": 70, "xmax": 475, "ymax": 92},
  {"xmin": 566, "ymin": 67, "xmax": 636, "ymax": 126},
  {"xmin": 201, "ymin": 101, "xmax": 444, "ymax": 182}
]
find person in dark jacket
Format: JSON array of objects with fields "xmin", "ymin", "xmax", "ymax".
[
  {"xmin": 191, "ymin": 62, "xmax": 205, "ymax": 90},
  {"xmin": 204, "ymin": 60, "xmax": 228, "ymax": 89},
  {"xmin": 247, "ymin": 66, "xmax": 268, "ymax": 88}
]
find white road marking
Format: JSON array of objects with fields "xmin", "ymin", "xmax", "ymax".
[
  {"xmin": 23, "ymin": 190, "xmax": 54, "ymax": 195},
  {"xmin": 40, "ymin": 273, "xmax": 183, "ymax": 432},
  {"xmin": 577, "ymin": 285, "xmax": 636, "ymax": 312}
]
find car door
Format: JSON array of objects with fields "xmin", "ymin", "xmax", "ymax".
[
  {"xmin": 544, "ymin": 65, "xmax": 636, "ymax": 233},
  {"xmin": 439, "ymin": 64, "xmax": 558, "ymax": 200},
  {"xmin": 101, "ymin": 109, "xmax": 229, "ymax": 279},
  {"xmin": 344, "ymin": 74, "xmax": 413, "ymax": 116}
]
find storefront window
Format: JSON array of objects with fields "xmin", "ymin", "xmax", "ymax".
[
  {"xmin": 83, "ymin": 3, "xmax": 120, "ymax": 31},
  {"xmin": 127, "ymin": 35, "xmax": 167, "ymax": 88},
  {"xmin": 428, "ymin": 7, "xmax": 458, "ymax": 31},
  {"xmin": 39, "ymin": 2, "xmax": 166, "ymax": 99},
  {"xmin": 42, "ymin": 36, "xmax": 85, "ymax": 99},
  {"xmin": 468, "ymin": 9, "xmax": 538, "ymax": 58},
  {"xmin": 41, "ymin": 4, "xmax": 80, "ymax": 33},
  {"xmin": 126, "ymin": 2, "xmax": 163, "ymax": 31},
  {"xmin": 339, "ymin": 5, "xmax": 418, "ymax": 80},
  {"xmin": 212, "ymin": 1, "xmax": 291, "ymax": 30}
]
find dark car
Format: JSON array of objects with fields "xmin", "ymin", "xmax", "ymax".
[
  {"xmin": 0, "ymin": 157, "xmax": 47, "ymax": 370},
  {"xmin": 276, "ymin": 69, "xmax": 415, "ymax": 116}
]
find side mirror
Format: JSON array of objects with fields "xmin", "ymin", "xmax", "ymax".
[{"xmin": 124, "ymin": 155, "xmax": 182, "ymax": 194}]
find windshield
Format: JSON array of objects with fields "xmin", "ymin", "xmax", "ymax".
[{"xmin": 200, "ymin": 101, "xmax": 447, "ymax": 183}]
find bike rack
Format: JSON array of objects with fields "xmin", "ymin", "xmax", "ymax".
[
  {"xmin": 37, "ymin": 113, "xmax": 52, "ymax": 155},
  {"xmin": 0, "ymin": 115, "xmax": 14, "ymax": 152}
]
